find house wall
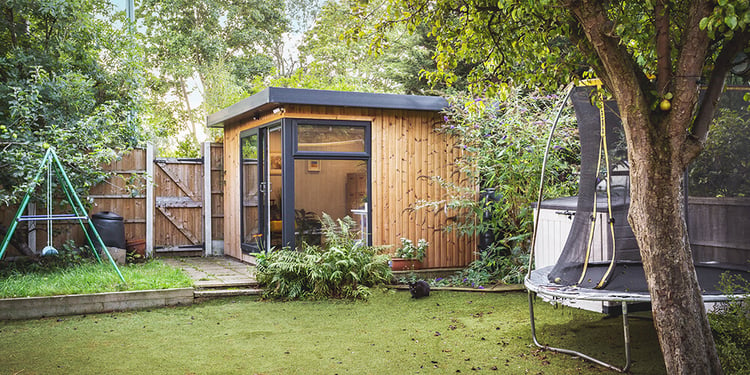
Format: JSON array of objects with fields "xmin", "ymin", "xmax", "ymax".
[{"xmin": 222, "ymin": 105, "xmax": 476, "ymax": 269}]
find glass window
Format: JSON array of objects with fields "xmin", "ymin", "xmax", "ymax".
[
  {"xmin": 297, "ymin": 124, "xmax": 366, "ymax": 153},
  {"xmin": 293, "ymin": 159, "xmax": 369, "ymax": 246}
]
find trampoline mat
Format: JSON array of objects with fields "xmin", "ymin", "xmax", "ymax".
[{"xmin": 527, "ymin": 263, "xmax": 749, "ymax": 303}]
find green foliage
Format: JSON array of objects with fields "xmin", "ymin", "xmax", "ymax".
[
  {"xmin": 394, "ymin": 238, "xmax": 428, "ymax": 261},
  {"xmin": 709, "ymin": 273, "xmax": 750, "ymax": 374},
  {"xmin": 421, "ymin": 90, "xmax": 578, "ymax": 285},
  {"xmin": 137, "ymin": 0, "xmax": 287, "ymax": 154},
  {"xmin": 438, "ymin": 91, "xmax": 579, "ymax": 244},
  {"xmin": 431, "ymin": 242, "xmax": 530, "ymax": 288},
  {"xmin": 255, "ymin": 214, "xmax": 392, "ymax": 300},
  {"xmin": 689, "ymin": 108, "xmax": 750, "ymax": 197},
  {"xmin": 0, "ymin": 0, "xmax": 146, "ymax": 206},
  {"xmin": 263, "ymin": 0, "xmax": 469, "ymax": 95}
]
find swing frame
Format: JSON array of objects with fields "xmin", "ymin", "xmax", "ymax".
[{"xmin": 0, "ymin": 147, "xmax": 126, "ymax": 283}]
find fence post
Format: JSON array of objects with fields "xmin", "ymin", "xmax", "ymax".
[
  {"xmin": 203, "ymin": 141, "xmax": 213, "ymax": 256},
  {"xmin": 146, "ymin": 144, "xmax": 154, "ymax": 257}
]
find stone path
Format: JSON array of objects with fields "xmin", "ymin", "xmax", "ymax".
[{"xmin": 161, "ymin": 256, "xmax": 258, "ymax": 289}]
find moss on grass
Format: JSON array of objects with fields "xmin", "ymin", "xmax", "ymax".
[{"xmin": 0, "ymin": 291, "xmax": 665, "ymax": 374}]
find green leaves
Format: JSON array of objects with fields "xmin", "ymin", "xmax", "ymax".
[
  {"xmin": 256, "ymin": 214, "xmax": 392, "ymax": 300},
  {"xmin": 700, "ymin": 0, "xmax": 750, "ymax": 38},
  {"xmin": 0, "ymin": 0, "xmax": 145, "ymax": 206}
]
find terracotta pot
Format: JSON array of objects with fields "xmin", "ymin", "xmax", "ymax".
[
  {"xmin": 126, "ymin": 239, "xmax": 146, "ymax": 257},
  {"xmin": 390, "ymin": 258, "xmax": 422, "ymax": 271}
]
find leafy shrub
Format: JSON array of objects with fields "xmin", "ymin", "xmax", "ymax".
[
  {"xmin": 256, "ymin": 214, "xmax": 392, "ymax": 300},
  {"xmin": 421, "ymin": 90, "xmax": 579, "ymax": 285},
  {"xmin": 709, "ymin": 273, "xmax": 750, "ymax": 374},
  {"xmin": 689, "ymin": 107, "xmax": 750, "ymax": 197}
]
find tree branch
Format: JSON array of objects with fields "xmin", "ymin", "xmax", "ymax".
[
  {"xmin": 655, "ymin": 0, "xmax": 672, "ymax": 95},
  {"xmin": 690, "ymin": 30, "xmax": 750, "ymax": 146},
  {"xmin": 567, "ymin": 1, "xmax": 650, "ymax": 109}
]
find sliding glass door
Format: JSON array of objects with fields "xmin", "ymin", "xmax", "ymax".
[{"xmin": 240, "ymin": 124, "xmax": 283, "ymax": 253}]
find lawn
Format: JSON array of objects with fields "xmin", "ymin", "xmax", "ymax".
[
  {"xmin": 0, "ymin": 290, "xmax": 666, "ymax": 374},
  {"xmin": 0, "ymin": 260, "xmax": 193, "ymax": 298}
]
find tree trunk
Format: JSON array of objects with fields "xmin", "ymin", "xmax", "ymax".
[{"xmin": 626, "ymin": 115, "xmax": 723, "ymax": 374}]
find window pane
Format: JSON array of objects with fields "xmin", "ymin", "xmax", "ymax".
[
  {"xmin": 297, "ymin": 125, "xmax": 365, "ymax": 152},
  {"xmin": 294, "ymin": 159, "xmax": 368, "ymax": 246},
  {"xmin": 241, "ymin": 134, "xmax": 260, "ymax": 252}
]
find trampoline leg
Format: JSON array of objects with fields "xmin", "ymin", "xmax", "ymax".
[
  {"xmin": 528, "ymin": 291, "xmax": 630, "ymax": 373},
  {"xmin": 621, "ymin": 301, "xmax": 632, "ymax": 372}
]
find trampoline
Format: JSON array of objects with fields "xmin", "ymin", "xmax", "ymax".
[{"xmin": 526, "ymin": 83, "xmax": 750, "ymax": 372}]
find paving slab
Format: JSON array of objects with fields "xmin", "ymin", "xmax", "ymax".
[{"xmin": 162, "ymin": 256, "xmax": 257, "ymax": 288}]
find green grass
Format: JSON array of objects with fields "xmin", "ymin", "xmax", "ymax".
[
  {"xmin": 0, "ymin": 291, "xmax": 666, "ymax": 374},
  {"xmin": 0, "ymin": 260, "xmax": 193, "ymax": 298}
]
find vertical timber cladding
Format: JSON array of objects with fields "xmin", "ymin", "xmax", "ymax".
[
  {"xmin": 222, "ymin": 104, "xmax": 475, "ymax": 269},
  {"xmin": 153, "ymin": 157, "xmax": 204, "ymax": 250},
  {"xmin": 223, "ymin": 118, "xmax": 244, "ymax": 260},
  {"xmin": 371, "ymin": 107, "xmax": 475, "ymax": 269}
]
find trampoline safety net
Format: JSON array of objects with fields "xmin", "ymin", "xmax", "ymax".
[{"xmin": 546, "ymin": 85, "xmax": 750, "ymax": 294}]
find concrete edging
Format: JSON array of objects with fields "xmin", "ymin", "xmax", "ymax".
[{"xmin": 0, "ymin": 288, "xmax": 194, "ymax": 320}]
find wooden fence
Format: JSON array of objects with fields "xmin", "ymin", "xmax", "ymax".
[{"xmin": 0, "ymin": 143, "xmax": 224, "ymax": 257}]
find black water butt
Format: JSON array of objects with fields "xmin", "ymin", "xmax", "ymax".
[{"xmin": 90, "ymin": 211, "xmax": 126, "ymax": 249}]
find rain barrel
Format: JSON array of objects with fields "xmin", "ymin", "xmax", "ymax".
[{"xmin": 90, "ymin": 211, "xmax": 126, "ymax": 249}]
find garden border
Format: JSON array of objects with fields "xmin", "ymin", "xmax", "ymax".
[{"xmin": 0, "ymin": 288, "xmax": 194, "ymax": 320}]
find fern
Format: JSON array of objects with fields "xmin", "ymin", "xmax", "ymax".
[{"xmin": 256, "ymin": 213, "xmax": 392, "ymax": 300}]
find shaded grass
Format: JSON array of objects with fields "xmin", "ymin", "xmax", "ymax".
[
  {"xmin": 0, "ymin": 260, "xmax": 193, "ymax": 298},
  {"xmin": 0, "ymin": 291, "xmax": 666, "ymax": 374}
]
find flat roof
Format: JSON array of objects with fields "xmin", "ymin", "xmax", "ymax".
[{"xmin": 206, "ymin": 87, "xmax": 448, "ymax": 128}]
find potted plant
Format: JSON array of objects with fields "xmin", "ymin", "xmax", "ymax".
[{"xmin": 390, "ymin": 238, "xmax": 428, "ymax": 271}]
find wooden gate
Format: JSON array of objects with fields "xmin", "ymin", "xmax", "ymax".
[{"xmin": 153, "ymin": 158, "xmax": 204, "ymax": 254}]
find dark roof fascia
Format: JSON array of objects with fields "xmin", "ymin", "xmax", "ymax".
[{"xmin": 206, "ymin": 87, "xmax": 448, "ymax": 128}]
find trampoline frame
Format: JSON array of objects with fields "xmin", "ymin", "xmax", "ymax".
[
  {"xmin": 525, "ymin": 266, "xmax": 745, "ymax": 373},
  {"xmin": 527, "ymin": 83, "xmax": 747, "ymax": 372}
]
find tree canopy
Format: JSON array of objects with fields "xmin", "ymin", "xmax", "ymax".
[
  {"xmin": 137, "ymin": 0, "xmax": 287, "ymax": 155},
  {"xmin": 0, "ymin": 0, "xmax": 145, "ymax": 206},
  {"xmin": 366, "ymin": 0, "xmax": 748, "ymax": 373}
]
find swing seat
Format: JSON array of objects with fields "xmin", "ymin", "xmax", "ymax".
[
  {"xmin": 42, "ymin": 245, "xmax": 58, "ymax": 256},
  {"xmin": 17, "ymin": 214, "xmax": 89, "ymax": 222}
]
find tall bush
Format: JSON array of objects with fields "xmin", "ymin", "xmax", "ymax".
[
  {"xmin": 256, "ymin": 214, "xmax": 392, "ymax": 300},
  {"xmin": 708, "ymin": 273, "xmax": 750, "ymax": 374},
  {"xmin": 427, "ymin": 90, "xmax": 579, "ymax": 284}
]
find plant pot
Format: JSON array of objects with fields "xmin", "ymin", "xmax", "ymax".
[
  {"xmin": 126, "ymin": 239, "xmax": 147, "ymax": 260},
  {"xmin": 390, "ymin": 258, "xmax": 422, "ymax": 271}
]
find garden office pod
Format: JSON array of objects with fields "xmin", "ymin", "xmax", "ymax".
[{"xmin": 208, "ymin": 87, "xmax": 475, "ymax": 268}]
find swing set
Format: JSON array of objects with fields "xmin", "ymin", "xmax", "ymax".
[{"xmin": 0, "ymin": 147, "xmax": 125, "ymax": 283}]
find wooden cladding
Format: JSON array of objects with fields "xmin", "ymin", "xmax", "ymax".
[{"xmin": 222, "ymin": 105, "xmax": 476, "ymax": 269}]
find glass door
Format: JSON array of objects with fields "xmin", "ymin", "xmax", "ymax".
[
  {"xmin": 266, "ymin": 126, "xmax": 283, "ymax": 249},
  {"xmin": 241, "ymin": 125, "xmax": 284, "ymax": 253},
  {"xmin": 241, "ymin": 131, "xmax": 262, "ymax": 253}
]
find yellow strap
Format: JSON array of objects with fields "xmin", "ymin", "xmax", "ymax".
[
  {"xmin": 596, "ymin": 92, "xmax": 618, "ymax": 289},
  {"xmin": 576, "ymin": 134, "xmax": 602, "ymax": 285}
]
